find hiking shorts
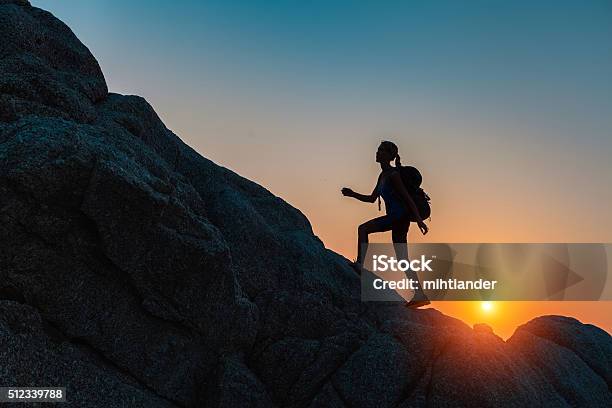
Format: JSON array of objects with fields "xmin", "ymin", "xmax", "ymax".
[{"xmin": 369, "ymin": 213, "xmax": 410, "ymax": 242}]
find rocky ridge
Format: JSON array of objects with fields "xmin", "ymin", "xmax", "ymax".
[{"xmin": 0, "ymin": 2, "xmax": 610, "ymax": 407}]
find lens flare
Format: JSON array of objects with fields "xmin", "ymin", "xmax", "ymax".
[{"xmin": 481, "ymin": 301, "xmax": 494, "ymax": 312}]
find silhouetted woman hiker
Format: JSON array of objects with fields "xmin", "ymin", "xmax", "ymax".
[{"xmin": 342, "ymin": 141, "xmax": 430, "ymax": 308}]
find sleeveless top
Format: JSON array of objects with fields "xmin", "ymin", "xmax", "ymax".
[{"xmin": 377, "ymin": 170, "xmax": 406, "ymax": 218}]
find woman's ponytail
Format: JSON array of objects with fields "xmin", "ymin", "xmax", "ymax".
[{"xmin": 395, "ymin": 154, "xmax": 402, "ymax": 169}]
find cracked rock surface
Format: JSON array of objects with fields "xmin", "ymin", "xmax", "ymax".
[{"xmin": 0, "ymin": 1, "xmax": 610, "ymax": 407}]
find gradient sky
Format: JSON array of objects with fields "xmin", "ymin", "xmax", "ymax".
[{"xmin": 34, "ymin": 0, "xmax": 612, "ymax": 338}]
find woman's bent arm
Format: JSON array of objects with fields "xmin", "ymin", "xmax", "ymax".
[{"xmin": 341, "ymin": 178, "xmax": 379, "ymax": 203}]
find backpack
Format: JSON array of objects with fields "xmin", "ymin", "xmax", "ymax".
[{"xmin": 398, "ymin": 166, "xmax": 431, "ymax": 221}]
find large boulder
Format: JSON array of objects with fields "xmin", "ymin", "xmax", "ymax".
[
  {"xmin": 0, "ymin": 0, "xmax": 106, "ymax": 123},
  {"xmin": 0, "ymin": 300, "xmax": 174, "ymax": 407},
  {"xmin": 507, "ymin": 316, "xmax": 611, "ymax": 407},
  {"xmin": 0, "ymin": 2, "xmax": 610, "ymax": 407}
]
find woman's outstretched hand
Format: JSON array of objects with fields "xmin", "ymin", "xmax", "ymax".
[
  {"xmin": 341, "ymin": 187, "xmax": 354, "ymax": 197},
  {"xmin": 417, "ymin": 220, "xmax": 429, "ymax": 235}
]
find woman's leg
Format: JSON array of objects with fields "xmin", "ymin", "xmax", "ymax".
[
  {"xmin": 391, "ymin": 219, "xmax": 428, "ymax": 303},
  {"xmin": 391, "ymin": 218, "xmax": 409, "ymax": 258},
  {"xmin": 357, "ymin": 216, "xmax": 393, "ymax": 264}
]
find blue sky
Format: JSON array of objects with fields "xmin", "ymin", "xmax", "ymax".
[{"xmin": 36, "ymin": 0, "xmax": 611, "ymax": 124}]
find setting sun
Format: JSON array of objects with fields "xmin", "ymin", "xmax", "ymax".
[{"xmin": 481, "ymin": 301, "xmax": 494, "ymax": 313}]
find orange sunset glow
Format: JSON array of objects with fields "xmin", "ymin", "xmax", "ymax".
[{"xmin": 432, "ymin": 301, "xmax": 612, "ymax": 340}]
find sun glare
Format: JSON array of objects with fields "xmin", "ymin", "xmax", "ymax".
[{"xmin": 481, "ymin": 301, "xmax": 494, "ymax": 313}]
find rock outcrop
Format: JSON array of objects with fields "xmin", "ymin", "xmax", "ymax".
[{"xmin": 0, "ymin": 1, "xmax": 610, "ymax": 407}]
